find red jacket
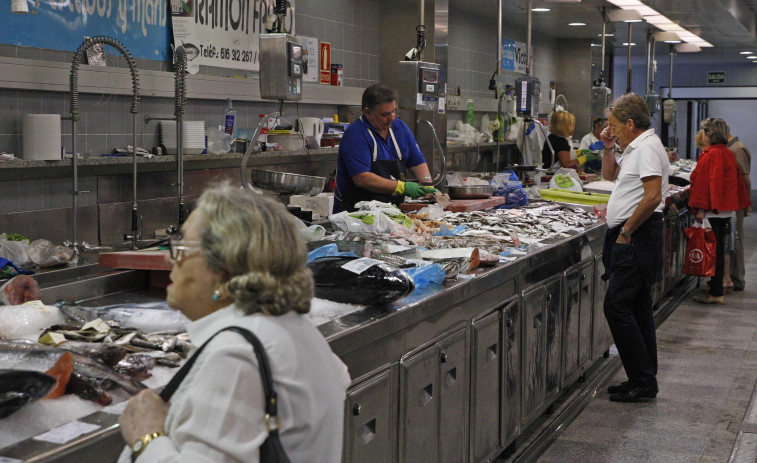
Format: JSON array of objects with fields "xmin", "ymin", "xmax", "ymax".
[{"xmin": 689, "ymin": 144, "xmax": 751, "ymax": 213}]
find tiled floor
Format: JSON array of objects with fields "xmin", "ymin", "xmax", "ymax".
[{"xmin": 537, "ymin": 211, "xmax": 757, "ymax": 463}]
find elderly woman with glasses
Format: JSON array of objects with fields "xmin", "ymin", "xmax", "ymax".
[
  {"xmin": 117, "ymin": 182, "xmax": 351, "ymax": 462},
  {"xmin": 689, "ymin": 118, "xmax": 751, "ymax": 304}
]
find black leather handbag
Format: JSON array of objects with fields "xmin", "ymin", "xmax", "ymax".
[{"xmin": 160, "ymin": 326, "xmax": 291, "ymax": 463}]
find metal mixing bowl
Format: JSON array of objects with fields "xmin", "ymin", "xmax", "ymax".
[
  {"xmin": 250, "ymin": 169, "xmax": 325, "ymax": 196},
  {"xmin": 447, "ymin": 185, "xmax": 495, "ymax": 199}
]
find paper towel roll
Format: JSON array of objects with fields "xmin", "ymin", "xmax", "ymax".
[{"xmin": 23, "ymin": 114, "xmax": 61, "ymax": 160}]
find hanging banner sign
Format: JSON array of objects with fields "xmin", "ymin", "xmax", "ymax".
[
  {"xmin": 0, "ymin": 0, "xmax": 171, "ymax": 61},
  {"xmin": 501, "ymin": 38, "xmax": 528, "ymax": 74},
  {"xmin": 170, "ymin": 0, "xmax": 295, "ymax": 71},
  {"xmin": 319, "ymin": 42, "xmax": 331, "ymax": 84}
]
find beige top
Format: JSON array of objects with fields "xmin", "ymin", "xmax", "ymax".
[{"xmin": 727, "ymin": 137, "xmax": 751, "ymax": 176}]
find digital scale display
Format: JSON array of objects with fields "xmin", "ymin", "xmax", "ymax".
[{"xmin": 422, "ymin": 69, "xmax": 438, "ymax": 83}]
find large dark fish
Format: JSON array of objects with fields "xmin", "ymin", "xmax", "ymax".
[
  {"xmin": 0, "ymin": 370, "xmax": 55, "ymax": 418},
  {"xmin": 0, "ymin": 339, "xmax": 145, "ymax": 401},
  {"xmin": 308, "ymin": 256, "xmax": 415, "ymax": 305}
]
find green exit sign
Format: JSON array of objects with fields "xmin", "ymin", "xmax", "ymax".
[{"xmin": 708, "ymin": 71, "xmax": 725, "ymax": 84}]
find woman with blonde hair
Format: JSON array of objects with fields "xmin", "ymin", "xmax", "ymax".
[
  {"xmin": 542, "ymin": 110, "xmax": 582, "ymax": 172},
  {"xmin": 118, "ymin": 182, "xmax": 350, "ymax": 462}
]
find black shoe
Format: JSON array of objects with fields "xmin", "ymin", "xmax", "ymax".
[
  {"xmin": 609, "ymin": 384, "xmax": 658, "ymax": 402},
  {"xmin": 606, "ymin": 381, "xmax": 633, "ymax": 394}
]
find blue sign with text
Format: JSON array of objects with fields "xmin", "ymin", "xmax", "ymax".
[
  {"xmin": 501, "ymin": 37, "xmax": 527, "ymax": 74},
  {"xmin": 1, "ymin": 0, "xmax": 171, "ymax": 61}
]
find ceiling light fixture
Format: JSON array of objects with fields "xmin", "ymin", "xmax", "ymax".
[
  {"xmin": 653, "ymin": 31, "xmax": 682, "ymax": 43},
  {"xmin": 568, "ymin": 22, "xmax": 586, "ymax": 26},
  {"xmin": 532, "ymin": 8, "xmax": 551, "ymax": 12},
  {"xmin": 598, "ymin": 33, "xmax": 615, "ymax": 37},
  {"xmin": 622, "ymin": 43, "xmax": 637, "ymax": 46},
  {"xmin": 747, "ymin": 55, "xmax": 757, "ymax": 59},
  {"xmin": 607, "ymin": 0, "xmax": 643, "ymax": 6},
  {"xmin": 607, "ymin": 9, "xmax": 643, "ymax": 23},
  {"xmin": 740, "ymin": 51, "xmax": 754, "ymax": 54},
  {"xmin": 674, "ymin": 43, "xmax": 701, "ymax": 53}
]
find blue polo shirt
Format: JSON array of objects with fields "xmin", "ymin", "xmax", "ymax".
[{"xmin": 334, "ymin": 117, "xmax": 427, "ymax": 213}]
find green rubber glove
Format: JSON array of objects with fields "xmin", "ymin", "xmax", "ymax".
[
  {"xmin": 421, "ymin": 185, "xmax": 439, "ymax": 195},
  {"xmin": 403, "ymin": 181, "xmax": 427, "ymax": 199}
]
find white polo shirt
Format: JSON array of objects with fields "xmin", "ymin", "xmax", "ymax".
[{"xmin": 606, "ymin": 129, "xmax": 669, "ymax": 228}]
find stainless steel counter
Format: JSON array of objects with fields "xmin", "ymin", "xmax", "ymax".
[{"xmin": 0, "ymin": 213, "xmax": 689, "ymax": 463}]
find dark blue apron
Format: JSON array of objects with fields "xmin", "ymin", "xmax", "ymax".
[{"xmin": 340, "ymin": 118, "xmax": 407, "ymax": 212}]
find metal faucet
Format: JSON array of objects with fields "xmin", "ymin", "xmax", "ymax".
[
  {"xmin": 145, "ymin": 46, "xmax": 188, "ymax": 233},
  {"xmin": 69, "ymin": 36, "xmax": 140, "ymax": 249}
]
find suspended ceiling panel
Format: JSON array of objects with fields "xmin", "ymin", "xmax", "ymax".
[{"xmin": 449, "ymin": 0, "xmax": 757, "ymax": 61}]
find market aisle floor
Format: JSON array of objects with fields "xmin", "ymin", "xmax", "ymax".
[{"xmin": 537, "ymin": 210, "xmax": 757, "ymax": 463}]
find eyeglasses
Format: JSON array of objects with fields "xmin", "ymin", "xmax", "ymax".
[{"xmin": 168, "ymin": 231, "xmax": 202, "ymax": 262}]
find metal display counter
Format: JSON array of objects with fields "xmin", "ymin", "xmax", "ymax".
[{"xmin": 0, "ymin": 213, "xmax": 690, "ymax": 463}]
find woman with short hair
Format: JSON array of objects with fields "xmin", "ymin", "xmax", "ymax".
[
  {"xmin": 690, "ymin": 118, "xmax": 751, "ymax": 304},
  {"xmin": 118, "ymin": 182, "xmax": 350, "ymax": 462}
]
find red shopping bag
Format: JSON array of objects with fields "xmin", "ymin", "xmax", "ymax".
[{"xmin": 683, "ymin": 222, "xmax": 716, "ymax": 277}]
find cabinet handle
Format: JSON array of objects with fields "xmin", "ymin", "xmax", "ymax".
[
  {"xmin": 546, "ymin": 293, "xmax": 552, "ymax": 302},
  {"xmin": 439, "ymin": 352, "xmax": 448, "ymax": 363},
  {"xmin": 581, "ymin": 273, "xmax": 586, "ymax": 280},
  {"xmin": 506, "ymin": 318, "xmax": 513, "ymax": 328},
  {"xmin": 353, "ymin": 403, "xmax": 362, "ymax": 416}
]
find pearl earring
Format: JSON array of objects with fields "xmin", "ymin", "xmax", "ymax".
[{"xmin": 212, "ymin": 289, "xmax": 221, "ymax": 301}]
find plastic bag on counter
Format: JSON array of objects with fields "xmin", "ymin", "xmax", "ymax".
[
  {"xmin": 452, "ymin": 121, "xmax": 488, "ymax": 145},
  {"xmin": 307, "ymin": 244, "xmax": 358, "ymax": 263},
  {"xmin": 492, "ymin": 170, "xmax": 529, "ymax": 209},
  {"xmin": 0, "ymin": 234, "xmax": 33, "ymax": 268},
  {"xmin": 329, "ymin": 210, "xmax": 414, "ymax": 235},
  {"xmin": 403, "ymin": 263, "xmax": 445, "ymax": 288},
  {"xmin": 28, "ymin": 239, "xmax": 77, "ymax": 267},
  {"xmin": 549, "ymin": 167, "xmax": 583, "ymax": 192},
  {"xmin": 414, "ymin": 203, "xmax": 446, "ymax": 220},
  {"xmin": 206, "ymin": 126, "xmax": 234, "ymax": 154}
]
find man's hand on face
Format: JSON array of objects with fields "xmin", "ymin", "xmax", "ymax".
[{"xmin": 600, "ymin": 127, "xmax": 617, "ymax": 149}]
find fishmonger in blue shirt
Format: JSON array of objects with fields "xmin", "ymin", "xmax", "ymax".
[{"xmin": 333, "ymin": 84, "xmax": 437, "ymax": 213}]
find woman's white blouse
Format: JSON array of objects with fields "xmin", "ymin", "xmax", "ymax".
[{"xmin": 118, "ymin": 305, "xmax": 351, "ymax": 463}]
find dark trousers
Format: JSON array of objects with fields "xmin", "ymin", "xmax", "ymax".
[
  {"xmin": 604, "ymin": 241, "xmax": 658, "ymax": 387},
  {"xmin": 708, "ymin": 217, "xmax": 729, "ymax": 297}
]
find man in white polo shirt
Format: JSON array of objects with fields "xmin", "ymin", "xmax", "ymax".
[{"xmin": 599, "ymin": 93, "xmax": 669, "ymax": 403}]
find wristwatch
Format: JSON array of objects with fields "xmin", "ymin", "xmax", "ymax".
[
  {"xmin": 619, "ymin": 227, "xmax": 632, "ymax": 237},
  {"xmin": 132, "ymin": 431, "xmax": 165, "ymax": 459}
]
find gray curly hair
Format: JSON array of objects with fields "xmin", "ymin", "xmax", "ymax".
[{"xmin": 195, "ymin": 182, "xmax": 313, "ymax": 315}]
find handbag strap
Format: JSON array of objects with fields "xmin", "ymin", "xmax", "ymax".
[{"xmin": 160, "ymin": 326, "xmax": 278, "ymax": 418}]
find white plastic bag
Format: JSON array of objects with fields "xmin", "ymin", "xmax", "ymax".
[
  {"xmin": 0, "ymin": 234, "xmax": 33, "ymax": 268},
  {"xmin": 28, "ymin": 239, "xmax": 77, "ymax": 267},
  {"xmin": 549, "ymin": 167, "xmax": 583, "ymax": 192},
  {"xmin": 512, "ymin": 118, "xmax": 547, "ymax": 167},
  {"xmin": 329, "ymin": 210, "xmax": 413, "ymax": 235}
]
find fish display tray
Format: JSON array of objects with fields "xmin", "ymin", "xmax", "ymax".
[
  {"xmin": 400, "ymin": 196, "xmax": 506, "ymax": 213},
  {"xmin": 98, "ymin": 249, "xmax": 172, "ymax": 271},
  {"xmin": 539, "ymin": 188, "xmax": 610, "ymax": 206}
]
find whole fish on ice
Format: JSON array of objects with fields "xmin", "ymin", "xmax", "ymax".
[
  {"xmin": 60, "ymin": 301, "xmax": 190, "ymax": 332},
  {"xmin": 0, "ymin": 338, "xmax": 145, "ymax": 405}
]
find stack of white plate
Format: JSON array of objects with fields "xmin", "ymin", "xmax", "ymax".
[{"xmin": 160, "ymin": 121, "xmax": 205, "ymax": 154}]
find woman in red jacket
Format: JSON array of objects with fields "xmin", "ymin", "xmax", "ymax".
[{"xmin": 689, "ymin": 118, "xmax": 751, "ymax": 304}]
